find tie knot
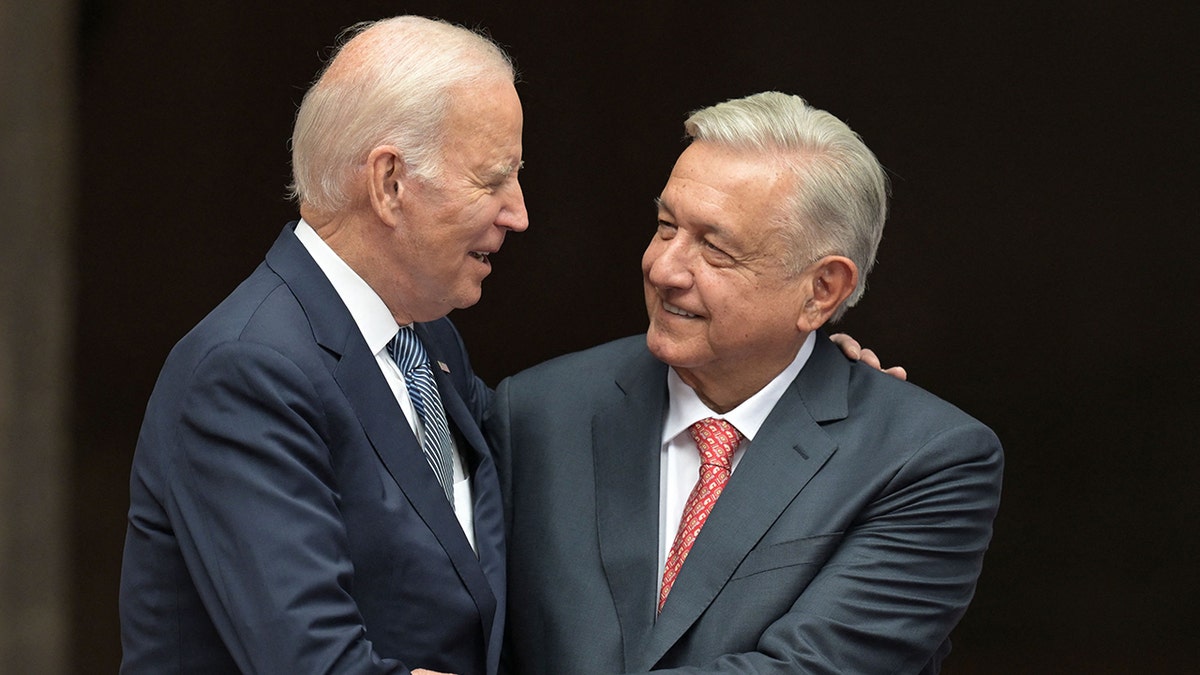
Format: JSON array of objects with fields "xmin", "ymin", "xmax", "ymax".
[
  {"xmin": 688, "ymin": 417, "xmax": 742, "ymax": 468},
  {"xmin": 387, "ymin": 326, "xmax": 428, "ymax": 374}
]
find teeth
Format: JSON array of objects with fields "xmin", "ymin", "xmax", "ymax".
[
  {"xmin": 663, "ymin": 302, "xmax": 696, "ymax": 318},
  {"xmin": 469, "ymin": 251, "xmax": 489, "ymax": 262}
]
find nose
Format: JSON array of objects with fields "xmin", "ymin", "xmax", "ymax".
[
  {"xmin": 496, "ymin": 179, "xmax": 529, "ymax": 232},
  {"xmin": 644, "ymin": 235, "xmax": 692, "ymax": 290}
]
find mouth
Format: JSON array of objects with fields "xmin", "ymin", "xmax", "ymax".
[
  {"xmin": 663, "ymin": 301, "xmax": 698, "ymax": 318},
  {"xmin": 469, "ymin": 251, "xmax": 492, "ymax": 265}
]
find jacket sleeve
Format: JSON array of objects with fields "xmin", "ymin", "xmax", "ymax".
[
  {"xmin": 162, "ymin": 340, "xmax": 408, "ymax": 674},
  {"xmin": 643, "ymin": 421, "xmax": 1003, "ymax": 674}
]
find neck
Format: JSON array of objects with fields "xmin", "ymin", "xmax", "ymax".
[
  {"xmin": 673, "ymin": 365, "xmax": 773, "ymax": 414},
  {"xmin": 303, "ymin": 209, "xmax": 420, "ymax": 326},
  {"xmin": 671, "ymin": 338, "xmax": 809, "ymax": 414}
]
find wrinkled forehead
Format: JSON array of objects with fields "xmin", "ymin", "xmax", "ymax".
[{"xmin": 661, "ymin": 143, "xmax": 795, "ymax": 219}]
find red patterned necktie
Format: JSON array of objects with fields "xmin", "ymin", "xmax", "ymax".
[{"xmin": 658, "ymin": 417, "xmax": 743, "ymax": 612}]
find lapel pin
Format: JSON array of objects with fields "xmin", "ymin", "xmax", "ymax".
[{"xmin": 437, "ymin": 360, "xmax": 450, "ymax": 373}]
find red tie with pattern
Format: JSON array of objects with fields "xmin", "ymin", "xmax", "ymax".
[{"xmin": 658, "ymin": 417, "xmax": 743, "ymax": 612}]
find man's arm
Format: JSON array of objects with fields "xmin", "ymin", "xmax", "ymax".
[
  {"xmin": 644, "ymin": 421, "xmax": 1003, "ymax": 674},
  {"xmin": 165, "ymin": 341, "xmax": 409, "ymax": 673}
]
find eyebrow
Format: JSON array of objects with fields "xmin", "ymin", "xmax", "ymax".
[
  {"xmin": 487, "ymin": 158, "xmax": 523, "ymax": 179},
  {"xmin": 656, "ymin": 196, "xmax": 732, "ymax": 240}
]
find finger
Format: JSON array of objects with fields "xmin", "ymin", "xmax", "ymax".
[
  {"xmin": 884, "ymin": 365, "xmax": 908, "ymax": 381},
  {"xmin": 828, "ymin": 333, "xmax": 862, "ymax": 359},
  {"xmin": 858, "ymin": 347, "xmax": 884, "ymax": 370}
]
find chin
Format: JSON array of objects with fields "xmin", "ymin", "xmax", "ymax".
[
  {"xmin": 447, "ymin": 284, "xmax": 483, "ymax": 311},
  {"xmin": 455, "ymin": 294, "xmax": 483, "ymax": 310},
  {"xmin": 645, "ymin": 330, "xmax": 684, "ymax": 367}
]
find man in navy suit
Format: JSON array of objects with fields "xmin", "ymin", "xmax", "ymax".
[
  {"xmin": 490, "ymin": 92, "xmax": 1003, "ymax": 673},
  {"xmin": 119, "ymin": 16, "xmax": 526, "ymax": 674}
]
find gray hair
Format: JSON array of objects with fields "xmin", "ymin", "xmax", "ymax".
[
  {"xmin": 684, "ymin": 92, "xmax": 889, "ymax": 321},
  {"xmin": 288, "ymin": 16, "xmax": 515, "ymax": 215}
]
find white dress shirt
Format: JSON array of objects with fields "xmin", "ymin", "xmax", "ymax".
[
  {"xmin": 657, "ymin": 331, "xmax": 817, "ymax": 587},
  {"xmin": 293, "ymin": 220, "xmax": 476, "ymax": 551}
]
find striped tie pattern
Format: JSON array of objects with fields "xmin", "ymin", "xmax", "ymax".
[
  {"xmin": 387, "ymin": 326, "xmax": 455, "ymax": 505},
  {"xmin": 658, "ymin": 417, "xmax": 742, "ymax": 612}
]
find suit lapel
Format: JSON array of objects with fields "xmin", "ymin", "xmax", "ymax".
[
  {"xmin": 331, "ymin": 338, "xmax": 473, "ymax": 549},
  {"xmin": 265, "ymin": 225, "xmax": 498, "ymax": 641},
  {"xmin": 639, "ymin": 333, "xmax": 849, "ymax": 670},
  {"xmin": 593, "ymin": 351, "xmax": 669, "ymax": 671},
  {"xmin": 331, "ymin": 336, "xmax": 500, "ymax": 667}
]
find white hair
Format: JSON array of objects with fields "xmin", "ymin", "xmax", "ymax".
[
  {"xmin": 288, "ymin": 16, "xmax": 515, "ymax": 215},
  {"xmin": 684, "ymin": 92, "xmax": 890, "ymax": 321}
]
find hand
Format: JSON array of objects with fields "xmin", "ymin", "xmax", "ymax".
[{"xmin": 828, "ymin": 333, "xmax": 907, "ymax": 381}]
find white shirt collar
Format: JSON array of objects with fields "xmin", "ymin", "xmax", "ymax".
[
  {"xmin": 293, "ymin": 219, "xmax": 401, "ymax": 353},
  {"xmin": 662, "ymin": 331, "xmax": 817, "ymax": 444}
]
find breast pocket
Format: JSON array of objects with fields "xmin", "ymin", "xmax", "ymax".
[{"xmin": 730, "ymin": 533, "xmax": 843, "ymax": 580}]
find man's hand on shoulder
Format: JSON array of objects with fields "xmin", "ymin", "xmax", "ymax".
[{"xmin": 829, "ymin": 333, "xmax": 907, "ymax": 381}]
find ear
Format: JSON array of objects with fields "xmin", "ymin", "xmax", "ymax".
[
  {"xmin": 797, "ymin": 255, "xmax": 859, "ymax": 332},
  {"xmin": 365, "ymin": 145, "xmax": 405, "ymax": 226}
]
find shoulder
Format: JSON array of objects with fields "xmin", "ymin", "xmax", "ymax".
[
  {"xmin": 152, "ymin": 263, "xmax": 330, "ymax": 402},
  {"xmin": 853, "ymin": 363, "xmax": 994, "ymax": 437},
  {"xmin": 493, "ymin": 335, "xmax": 656, "ymax": 417},
  {"xmin": 174, "ymin": 270, "xmax": 300, "ymax": 355},
  {"xmin": 798, "ymin": 336, "xmax": 1001, "ymax": 463},
  {"xmin": 802, "ymin": 334, "xmax": 993, "ymax": 435},
  {"xmin": 832, "ymin": 363, "xmax": 1004, "ymax": 486},
  {"xmin": 506, "ymin": 334, "xmax": 650, "ymax": 387}
]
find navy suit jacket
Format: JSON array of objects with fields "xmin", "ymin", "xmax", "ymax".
[
  {"xmin": 489, "ymin": 333, "xmax": 1003, "ymax": 674},
  {"xmin": 120, "ymin": 224, "xmax": 505, "ymax": 674}
]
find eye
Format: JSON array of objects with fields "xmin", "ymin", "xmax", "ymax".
[
  {"xmin": 656, "ymin": 219, "xmax": 677, "ymax": 238},
  {"xmin": 487, "ymin": 161, "xmax": 523, "ymax": 190},
  {"xmin": 703, "ymin": 238, "xmax": 732, "ymax": 256},
  {"xmin": 701, "ymin": 238, "xmax": 737, "ymax": 265}
]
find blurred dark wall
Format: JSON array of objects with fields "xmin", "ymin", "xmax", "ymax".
[{"xmin": 76, "ymin": 1, "xmax": 1198, "ymax": 672}]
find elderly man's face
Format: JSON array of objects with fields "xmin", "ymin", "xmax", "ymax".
[
  {"xmin": 643, "ymin": 141, "xmax": 815, "ymax": 405},
  {"xmin": 393, "ymin": 78, "xmax": 527, "ymax": 320}
]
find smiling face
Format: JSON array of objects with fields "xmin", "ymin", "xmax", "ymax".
[
  {"xmin": 643, "ymin": 141, "xmax": 834, "ymax": 411},
  {"xmin": 390, "ymin": 77, "xmax": 528, "ymax": 322}
]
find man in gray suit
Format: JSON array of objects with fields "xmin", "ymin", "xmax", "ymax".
[{"xmin": 489, "ymin": 92, "xmax": 1003, "ymax": 673}]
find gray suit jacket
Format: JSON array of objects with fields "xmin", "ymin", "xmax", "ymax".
[{"xmin": 489, "ymin": 333, "xmax": 1002, "ymax": 674}]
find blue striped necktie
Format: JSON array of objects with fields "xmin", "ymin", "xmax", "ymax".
[{"xmin": 387, "ymin": 326, "xmax": 455, "ymax": 505}]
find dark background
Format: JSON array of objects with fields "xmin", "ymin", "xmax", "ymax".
[{"xmin": 74, "ymin": 1, "xmax": 1197, "ymax": 672}]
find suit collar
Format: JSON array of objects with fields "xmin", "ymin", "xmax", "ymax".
[
  {"xmin": 637, "ymin": 330, "xmax": 850, "ymax": 669},
  {"xmin": 264, "ymin": 223, "xmax": 501, "ymax": 656},
  {"xmin": 794, "ymin": 329, "xmax": 852, "ymax": 423},
  {"xmin": 292, "ymin": 219, "xmax": 399, "ymax": 354},
  {"xmin": 264, "ymin": 223, "xmax": 358, "ymax": 356}
]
